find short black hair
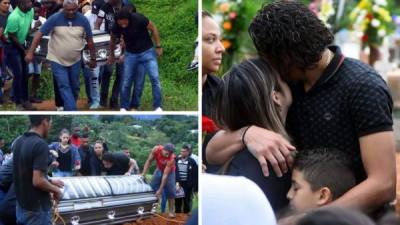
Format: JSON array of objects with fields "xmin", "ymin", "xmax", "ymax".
[
  {"xmin": 29, "ymin": 115, "xmax": 51, "ymax": 127},
  {"xmin": 293, "ymin": 148, "xmax": 356, "ymax": 200},
  {"xmin": 115, "ymin": 7, "xmax": 131, "ymax": 21},
  {"xmin": 202, "ymin": 10, "xmax": 212, "ymax": 18},
  {"xmin": 102, "ymin": 152, "xmax": 114, "ymax": 163},
  {"xmin": 81, "ymin": 133, "xmax": 89, "ymax": 139},
  {"xmin": 33, "ymin": 2, "xmax": 41, "ymax": 8},
  {"xmin": 248, "ymin": 1, "xmax": 334, "ymax": 74},
  {"xmin": 182, "ymin": 144, "xmax": 192, "ymax": 151},
  {"xmin": 297, "ymin": 207, "xmax": 375, "ymax": 225}
]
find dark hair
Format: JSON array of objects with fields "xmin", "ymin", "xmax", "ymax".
[
  {"xmin": 81, "ymin": 133, "xmax": 89, "ymax": 139},
  {"xmin": 296, "ymin": 207, "xmax": 375, "ymax": 225},
  {"xmin": 102, "ymin": 152, "xmax": 114, "ymax": 163},
  {"xmin": 248, "ymin": 1, "xmax": 334, "ymax": 75},
  {"xmin": 213, "ymin": 58, "xmax": 289, "ymax": 140},
  {"xmin": 182, "ymin": 144, "xmax": 192, "ymax": 151},
  {"xmin": 33, "ymin": 2, "xmax": 41, "ymax": 8},
  {"xmin": 378, "ymin": 212, "xmax": 400, "ymax": 225},
  {"xmin": 29, "ymin": 115, "xmax": 51, "ymax": 127},
  {"xmin": 123, "ymin": 4, "xmax": 136, "ymax": 13},
  {"xmin": 59, "ymin": 128, "xmax": 70, "ymax": 136},
  {"xmin": 115, "ymin": 7, "xmax": 131, "ymax": 21},
  {"xmin": 202, "ymin": 10, "xmax": 212, "ymax": 18},
  {"xmin": 294, "ymin": 148, "xmax": 356, "ymax": 200}
]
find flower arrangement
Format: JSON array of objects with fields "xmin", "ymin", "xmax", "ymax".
[
  {"xmin": 350, "ymin": 0, "xmax": 394, "ymax": 48},
  {"xmin": 214, "ymin": 0, "xmax": 245, "ymax": 52},
  {"xmin": 309, "ymin": 0, "xmax": 336, "ymax": 29}
]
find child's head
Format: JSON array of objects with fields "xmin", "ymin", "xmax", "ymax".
[
  {"xmin": 33, "ymin": 2, "xmax": 41, "ymax": 18},
  {"xmin": 287, "ymin": 148, "xmax": 356, "ymax": 213}
]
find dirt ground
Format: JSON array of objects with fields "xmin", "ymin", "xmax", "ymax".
[
  {"xmin": 123, "ymin": 213, "xmax": 189, "ymax": 225},
  {"xmin": 32, "ymin": 99, "xmax": 118, "ymax": 111}
]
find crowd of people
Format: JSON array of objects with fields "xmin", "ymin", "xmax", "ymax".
[
  {"xmin": 202, "ymin": 1, "xmax": 397, "ymax": 225},
  {"xmin": 0, "ymin": 115, "xmax": 198, "ymax": 224},
  {"xmin": 0, "ymin": 0, "xmax": 164, "ymax": 111}
]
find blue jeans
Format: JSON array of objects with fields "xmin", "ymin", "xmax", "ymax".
[
  {"xmin": 83, "ymin": 66, "xmax": 100, "ymax": 105},
  {"xmin": 121, "ymin": 48, "xmax": 162, "ymax": 110},
  {"xmin": 50, "ymin": 60, "xmax": 81, "ymax": 111},
  {"xmin": 52, "ymin": 171, "xmax": 72, "ymax": 177},
  {"xmin": 28, "ymin": 59, "xmax": 42, "ymax": 75},
  {"xmin": 150, "ymin": 169, "xmax": 176, "ymax": 199},
  {"xmin": 16, "ymin": 203, "xmax": 51, "ymax": 225},
  {"xmin": 100, "ymin": 63, "xmax": 122, "ymax": 108},
  {"xmin": 4, "ymin": 44, "xmax": 28, "ymax": 104}
]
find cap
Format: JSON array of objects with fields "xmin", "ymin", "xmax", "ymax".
[
  {"xmin": 163, "ymin": 143, "xmax": 175, "ymax": 152},
  {"xmin": 92, "ymin": 0, "xmax": 105, "ymax": 14}
]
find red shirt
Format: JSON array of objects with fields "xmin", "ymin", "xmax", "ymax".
[
  {"xmin": 154, "ymin": 146, "xmax": 176, "ymax": 172},
  {"xmin": 70, "ymin": 136, "xmax": 81, "ymax": 147}
]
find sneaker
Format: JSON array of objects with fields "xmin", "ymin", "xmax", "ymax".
[
  {"xmin": 30, "ymin": 97, "xmax": 43, "ymax": 103},
  {"xmin": 22, "ymin": 101, "xmax": 37, "ymax": 111},
  {"xmin": 187, "ymin": 61, "xmax": 198, "ymax": 71},
  {"xmin": 130, "ymin": 108, "xmax": 138, "ymax": 111},
  {"xmin": 154, "ymin": 107, "xmax": 163, "ymax": 112},
  {"xmin": 120, "ymin": 108, "xmax": 127, "ymax": 112},
  {"xmin": 56, "ymin": 106, "xmax": 64, "ymax": 111},
  {"xmin": 89, "ymin": 102, "xmax": 100, "ymax": 109},
  {"xmin": 168, "ymin": 212, "xmax": 176, "ymax": 218}
]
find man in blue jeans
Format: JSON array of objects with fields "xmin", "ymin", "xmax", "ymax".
[
  {"xmin": 109, "ymin": 8, "xmax": 163, "ymax": 111},
  {"xmin": 13, "ymin": 115, "xmax": 64, "ymax": 225},
  {"xmin": 25, "ymin": 0, "xmax": 97, "ymax": 111},
  {"xmin": 4, "ymin": 0, "xmax": 35, "ymax": 110}
]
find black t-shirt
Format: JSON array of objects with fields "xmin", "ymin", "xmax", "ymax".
[
  {"xmin": 286, "ymin": 46, "xmax": 393, "ymax": 182},
  {"xmin": 12, "ymin": 132, "xmax": 51, "ymax": 211},
  {"xmin": 225, "ymin": 148, "xmax": 291, "ymax": 213},
  {"xmin": 78, "ymin": 146, "xmax": 93, "ymax": 176},
  {"xmin": 112, "ymin": 13, "xmax": 153, "ymax": 54},
  {"xmin": 97, "ymin": 2, "xmax": 128, "ymax": 33},
  {"xmin": 90, "ymin": 154, "xmax": 104, "ymax": 176},
  {"xmin": 57, "ymin": 147, "xmax": 72, "ymax": 172},
  {"xmin": 0, "ymin": 12, "xmax": 9, "ymax": 29},
  {"xmin": 107, "ymin": 152, "xmax": 129, "ymax": 175}
]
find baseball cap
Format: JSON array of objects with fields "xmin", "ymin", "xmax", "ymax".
[
  {"xmin": 163, "ymin": 143, "xmax": 175, "ymax": 152},
  {"xmin": 92, "ymin": 0, "xmax": 105, "ymax": 14}
]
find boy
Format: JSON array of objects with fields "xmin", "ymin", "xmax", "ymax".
[{"xmin": 287, "ymin": 148, "xmax": 356, "ymax": 213}]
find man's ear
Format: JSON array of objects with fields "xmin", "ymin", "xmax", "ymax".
[{"xmin": 316, "ymin": 187, "xmax": 333, "ymax": 206}]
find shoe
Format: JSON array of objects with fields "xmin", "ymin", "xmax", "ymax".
[
  {"xmin": 30, "ymin": 97, "xmax": 43, "ymax": 103},
  {"xmin": 56, "ymin": 106, "xmax": 64, "ymax": 111},
  {"xmin": 120, "ymin": 108, "xmax": 127, "ymax": 111},
  {"xmin": 187, "ymin": 61, "xmax": 198, "ymax": 71},
  {"xmin": 130, "ymin": 108, "xmax": 138, "ymax": 111},
  {"xmin": 154, "ymin": 107, "xmax": 163, "ymax": 112},
  {"xmin": 168, "ymin": 212, "xmax": 176, "ymax": 218},
  {"xmin": 22, "ymin": 101, "xmax": 37, "ymax": 111},
  {"xmin": 89, "ymin": 102, "xmax": 100, "ymax": 109}
]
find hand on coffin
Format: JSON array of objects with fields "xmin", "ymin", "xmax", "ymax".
[
  {"xmin": 124, "ymin": 172, "xmax": 131, "ymax": 176},
  {"xmin": 155, "ymin": 189, "xmax": 162, "ymax": 198},
  {"xmin": 176, "ymin": 182, "xmax": 180, "ymax": 190},
  {"xmin": 53, "ymin": 188, "xmax": 63, "ymax": 202},
  {"xmin": 51, "ymin": 161, "xmax": 59, "ymax": 168},
  {"xmin": 51, "ymin": 178, "xmax": 64, "ymax": 188},
  {"xmin": 24, "ymin": 52, "xmax": 34, "ymax": 63}
]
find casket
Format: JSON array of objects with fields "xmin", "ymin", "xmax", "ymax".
[
  {"xmin": 55, "ymin": 175, "xmax": 158, "ymax": 225},
  {"xmin": 30, "ymin": 30, "xmax": 121, "ymax": 65}
]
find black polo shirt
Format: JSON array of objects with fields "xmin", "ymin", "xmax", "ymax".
[
  {"xmin": 12, "ymin": 132, "xmax": 51, "ymax": 211},
  {"xmin": 106, "ymin": 152, "xmax": 130, "ymax": 175},
  {"xmin": 286, "ymin": 46, "xmax": 393, "ymax": 182}
]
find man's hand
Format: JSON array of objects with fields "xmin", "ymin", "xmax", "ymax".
[
  {"xmin": 51, "ymin": 161, "xmax": 59, "ymax": 168},
  {"xmin": 88, "ymin": 59, "xmax": 97, "ymax": 68},
  {"xmin": 24, "ymin": 52, "xmax": 34, "ymax": 63},
  {"xmin": 124, "ymin": 172, "xmax": 131, "ymax": 176},
  {"xmin": 156, "ymin": 47, "xmax": 163, "ymax": 57},
  {"xmin": 50, "ymin": 179, "xmax": 64, "ymax": 188},
  {"xmin": 155, "ymin": 189, "xmax": 162, "ymax": 198},
  {"xmin": 244, "ymin": 126, "xmax": 296, "ymax": 177},
  {"xmin": 34, "ymin": 20, "xmax": 41, "ymax": 29},
  {"xmin": 53, "ymin": 188, "xmax": 63, "ymax": 202}
]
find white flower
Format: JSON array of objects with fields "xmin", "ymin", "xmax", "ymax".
[
  {"xmin": 356, "ymin": 31, "xmax": 364, "ymax": 38},
  {"xmin": 371, "ymin": 18, "xmax": 381, "ymax": 27},
  {"xmin": 374, "ymin": 0, "xmax": 387, "ymax": 6},
  {"xmin": 372, "ymin": 5, "xmax": 380, "ymax": 12},
  {"xmin": 378, "ymin": 29, "xmax": 386, "ymax": 37}
]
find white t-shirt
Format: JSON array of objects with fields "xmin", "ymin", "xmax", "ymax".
[
  {"xmin": 84, "ymin": 10, "xmax": 105, "ymax": 31},
  {"xmin": 31, "ymin": 16, "xmax": 46, "ymax": 29},
  {"xmin": 202, "ymin": 174, "xmax": 277, "ymax": 225}
]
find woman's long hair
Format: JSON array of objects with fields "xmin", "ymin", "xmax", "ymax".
[{"xmin": 213, "ymin": 58, "xmax": 289, "ymax": 140}]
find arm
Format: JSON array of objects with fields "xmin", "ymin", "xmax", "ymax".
[
  {"xmin": 25, "ymin": 31, "xmax": 44, "ymax": 63},
  {"xmin": 206, "ymin": 126, "xmax": 295, "ymax": 177},
  {"xmin": 8, "ymin": 32, "xmax": 25, "ymax": 52},
  {"xmin": 330, "ymin": 131, "xmax": 396, "ymax": 212},
  {"xmin": 141, "ymin": 147, "xmax": 157, "ymax": 176},
  {"xmin": 125, "ymin": 158, "xmax": 135, "ymax": 175},
  {"xmin": 107, "ymin": 32, "xmax": 117, "ymax": 64},
  {"xmin": 94, "ymin": 17, "xmax": 103, "ymax": 30},
  {"xmin": 85, "ymin": 38, "xmax": 97, "ymax": 68},
  {"xmin": 32, "ymin": 170, "xmax": 63, "ymax": 201},
  {"xmin": 147, "ymin": 21, "xmax": 162, "ymax": 57}
]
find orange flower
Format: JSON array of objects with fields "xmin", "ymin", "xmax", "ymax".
[
  {"xmin": 219, "ymin": 3, "xmax": 230, "ymax": 13},
  {"xmin": 223, "ymin": 21, "xmax": 232, "ymax": 31},
  {"xmin": 222, "ymin": 40, "xmax": 232, "ymax": 49}
]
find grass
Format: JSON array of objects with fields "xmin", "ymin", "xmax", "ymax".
[{"xmin": 0, "ymin": 0, "xmax": 198, "ymax": 111}]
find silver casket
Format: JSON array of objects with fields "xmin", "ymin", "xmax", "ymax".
[
  {"xmin": 56, "ymin": 175, "xmax": 158, "ymax": 225},
  {"xmin": 32, "ymin": 30, "xmax": 121, "ymax": 65}
]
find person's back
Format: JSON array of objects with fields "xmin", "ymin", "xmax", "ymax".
[
  {"xmin": 13, "ymin": 132, "xmax": 51, "ymax": 211},
  {"xmin": 106, "ymin": 152, "xmax": 130, "ymax": 175}
]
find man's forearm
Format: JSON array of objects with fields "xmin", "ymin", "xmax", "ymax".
[
  {"xmin": 86, "ymin": 39, "xmax": 96, "ymax": 60},
  {"xmin": 28, "ymin": 32, "xmax": 43, "ymax": 54},
  {"xmin": 142, "ymin": 160, "xmax": 150, "ymax": 175},
  {"xmin": 330, "ymin": 176, "xmax": 395, "ymax": 212},
  {"xmin": 151, "ymin": 28, "xmax": 161, "ymax": 47},
  {"xmin": 34, "ymin": 177, "xmax": 60, "ymax": 194},
  {"xmin": 206, "ymin": 129, "xmax": 244, "ymax": 165},
  {"xmin": 9, "ymin": 33, "xmax": 24, "ymax": 52},
  {"xmin": 109, "ymin": 35, "xmax": 116, "ymax": 58}
]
